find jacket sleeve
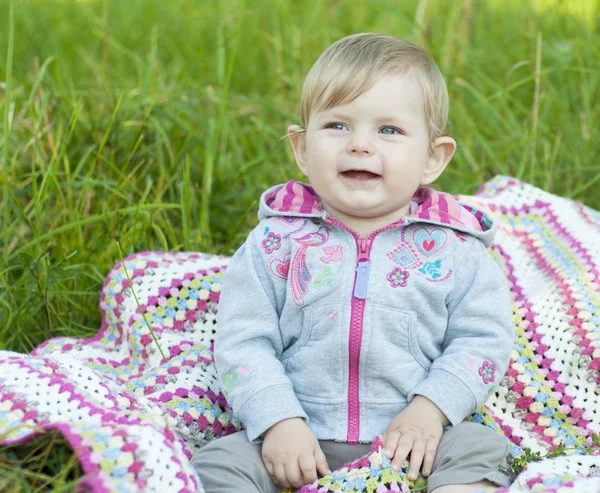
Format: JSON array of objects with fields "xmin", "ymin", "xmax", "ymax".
[
  {"xmin": 408, "ymin": 236, "xmax": 514, "ymax": 425},
  {"xmin": 214, "ymin": 227, "xmax": 307, "ymax": 442}
]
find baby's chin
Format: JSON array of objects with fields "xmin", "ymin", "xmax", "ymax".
[{"xmin": 324, "ymin": 202, "xmax": 411, "ymax": 224}]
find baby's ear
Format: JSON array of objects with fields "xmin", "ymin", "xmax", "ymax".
[
  {"xmin": 421, "ymin": 136, "xmax": 457, "ymax": 185},
  {"xmin": 287, "ymin": 125, "xmax": 308, "ymax": 176}
]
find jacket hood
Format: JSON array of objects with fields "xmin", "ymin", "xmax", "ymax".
[{"xmin": 258, "ymin": 180, "xmax": 496, "ymax": 246}]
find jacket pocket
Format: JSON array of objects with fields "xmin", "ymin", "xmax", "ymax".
[
  {"xmin": 281, "ymin": 302, "xmax": 344, "ymax": 401},
  {"xmin": 360, "ymin": 304, "xmax": 430, "ymax": 402}
]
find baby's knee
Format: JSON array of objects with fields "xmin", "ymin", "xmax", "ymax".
[{"xmin": 428, "ymin": 422, "xmax": 514, "ymax": 491}]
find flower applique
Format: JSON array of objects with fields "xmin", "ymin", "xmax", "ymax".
[
  {"xmin": 387, "ymin": 268, "xmax": 409, "ymax": 288},
  {"xmin": 262, "ymin": 232, "xmax": 281, "ymax": 254},
  {"xmin": 479, "ymin": 361, "xmax": 496, "ymax": 384}
]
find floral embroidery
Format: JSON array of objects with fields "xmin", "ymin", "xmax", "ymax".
[
  {"xmin": 262, "ymin": 232, "xmax": 281, "ymax": 254},
  {"xmin": 479, "ymin": 361, "xmax": 496, "ymax": 384},
  {"xmin": 314, "ymin": 267, "xmax": 333, "ymax": 289},
  {"xmin": 221, "ymin": 372, "xmax": 238, "ymax": 398},
  {"xmin": 387, "ymin": 268, "xmax": 409, "ymax": 288}
]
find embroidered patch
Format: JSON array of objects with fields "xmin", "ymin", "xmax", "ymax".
[
  {"xmin": 324, "ymin": 308, "xmax": 338, "ymax": 320},
  {"xmin": 281, "ymin": 219, "xmax": 309, "ymax": 239},
  {"xmin": 268, "ymin": 251, "xmax": 291, "ymax": 281},
  {"xmin": 314, "ymin": 267, "xmax": 333, "ymax": 289},
  {"xmin": 320, "ymin": 246, "xmax": 343, "ymax": 264},
  {"xmin": 221, "ymin": 372, "xmax": 238, "ymax": 398},
  {"xmin": 262, "ymin": 232, "xmax": 281, "ymax": 254},
  {"xmin": 418, "ymin": 260, "xmax": 442, "ymax": 278},
  {"xmin": 417, "ymin": 260, "xmax": 452, "ymax": 282},
  {"xmin": 387, "ymin": 268, "xmax": 409, "ymax": 288},
  {"xmin": 290, "ymin": 226, "xmax": 331, "ymax": 305},
  {"xmin": 412, "ymin": 227, "xmax": 449, "ymax": 257},
  {"xmin": 479, "ymin": 361, "xmax": 496, "ymax": 384},
  {"xmin": 387, "ymin": 245, "xmax": 419, "ymax": 268}
]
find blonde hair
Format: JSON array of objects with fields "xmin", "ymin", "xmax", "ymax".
[{"xmin": 299, "ymin": 33, "xmax": 449, "ymax": 143}]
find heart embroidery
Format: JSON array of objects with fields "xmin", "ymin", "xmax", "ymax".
[
  {"xmin": 413, "ymin": 227, "xmax": 448, "ymax": 257},
  {"xmin": 277, "ymin": 260, "xmax": 290, "ymax": 277},
  {"xmin": 268, "ymin": 252, "xmax": 291, "ymax": 281}
]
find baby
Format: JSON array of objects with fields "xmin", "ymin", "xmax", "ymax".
[{"xmin": 192, "ymin": 33, "xmax": 514, "ymax": 493}]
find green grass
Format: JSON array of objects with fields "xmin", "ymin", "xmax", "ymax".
[{"xmin": 0, "ymin": 0, "xmax": 599, "ymax": 489}]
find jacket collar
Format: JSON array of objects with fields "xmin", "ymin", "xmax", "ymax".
[{"xmin": 259, "ymin": 180, "xmax": 494, "ymax": 240}]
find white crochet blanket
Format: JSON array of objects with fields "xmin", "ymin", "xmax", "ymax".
[{"xmin": 0, "ymin": 176, "xmax": 599, "ymax": 492}]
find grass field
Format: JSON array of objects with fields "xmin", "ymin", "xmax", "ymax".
[{"xmin": 0, "ymin": 0, "xmax": 599, "ymax": 489}]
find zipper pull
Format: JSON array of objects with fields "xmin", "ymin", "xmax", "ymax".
[
  {"xmin": 354, "ymin": 261, "xmax": 370, "ymax": 299},
  {"xmin": 358, "ymin": 238, "xmax": 369, "ymax": 257}
]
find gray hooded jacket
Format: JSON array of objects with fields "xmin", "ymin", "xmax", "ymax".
[{"xmin": 215, "ymin": 180, "xmax": 513, "ymax": 443}]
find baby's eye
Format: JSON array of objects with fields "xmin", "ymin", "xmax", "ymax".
[
  {"xmin": 325, "ymin": 122, "xmax": 348, "ymax": 131},
  {"xmin": 380, "ymin": 126, "xmax": 402, "ymax": 135}
]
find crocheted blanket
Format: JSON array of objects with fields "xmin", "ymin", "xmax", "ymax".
[{"xmin": 1, "ymin": 175, "xmax": 599, "ymax": 493}]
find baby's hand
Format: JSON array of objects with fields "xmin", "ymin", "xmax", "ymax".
[
  {"xmin": 261, "ymin": 418, "xmax": 332, "ymax": 490},
  {"xmin": 382, "ymin": 396, "xmax": 449, "ymax": 481}
]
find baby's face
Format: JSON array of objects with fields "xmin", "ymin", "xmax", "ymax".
[{"xmin": 291, "ymin": 73, "xmax": 445, "ymax": 233}]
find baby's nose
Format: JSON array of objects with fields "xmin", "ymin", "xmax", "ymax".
[{"xmin": 347, "ymin": 132, "xmax": 374, "ymax": 155}]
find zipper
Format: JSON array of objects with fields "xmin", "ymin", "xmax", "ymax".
[
  {"xmin": 347, "ymin": 236, "xmax": 371, "ymax": 442},
  {"xmin": 324, "ymin": 216, "xmax": 405, "ymax": 444}
]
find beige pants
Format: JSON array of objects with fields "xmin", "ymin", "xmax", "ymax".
[{"xmin": 191, "ymin": 421, "xmax": 515, "ymax": 493}]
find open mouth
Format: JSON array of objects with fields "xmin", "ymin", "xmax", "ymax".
[{"xmin": 341, "ymin": 170, "xmax": 381, "ymax": 180}]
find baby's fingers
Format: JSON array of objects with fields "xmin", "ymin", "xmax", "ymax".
[
  {"xmin": 284, "ymin": 461, "xmax": 305, "ymax": 489},
  {"xmin": 390, "ymin": 433, "xmax": 414, "ymax": 472},
  {"xmin": 314, "ymin": 446, "xmax": 332, "ymax": 478},
  {"xmin": 274, "ymin": 463, "xmax": 292, "ymax": 490},
  {"xmin": 407, "ymin": 439, "xmax": 425, "ymax": 481},
  {"xmin": 298, "ymin": 453, "xmax": 318, "ymax": 485},
  {"xmin": 421, "ymin": 439, "xmax": 439, "ymax": 478},
  {"xmin": 383, "ymin": 430, "xmax": 401, "ymax": 460}
]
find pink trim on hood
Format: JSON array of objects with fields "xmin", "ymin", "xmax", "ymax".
[
  {"xmin": 263, "ymin": 180, "xmax": 491, "ymax": 233},
  {"xmin": 264, "ymin": 180, "xmax": 322, "ymax": 215},
  {"xmin": 410, "ymin": 187, "xmax": 491, "ymax": 232}
]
